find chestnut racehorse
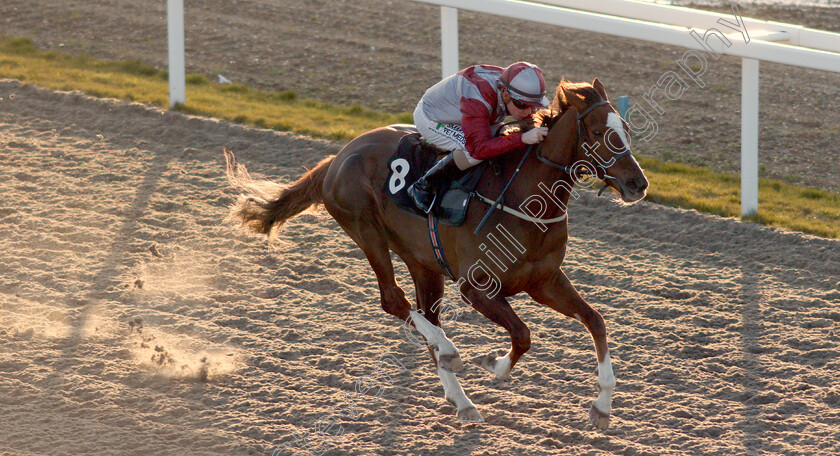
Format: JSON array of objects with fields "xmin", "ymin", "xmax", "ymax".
[{"xmin": 225, "ymin": 79, "xmax": 648, "ymax": 429}]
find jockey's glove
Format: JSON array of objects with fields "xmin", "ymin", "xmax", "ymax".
[{"xmin": 522, "ymin": 126, "xmax": 549, "ymax": 145}]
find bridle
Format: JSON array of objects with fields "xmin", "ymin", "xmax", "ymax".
[
  {"xmin": 472, "ymin": 98, "xmax": 634, "ymax": 234},
  {"xmin": 535, "ymin": 100, "xmax": 633, "ymax": 184}
]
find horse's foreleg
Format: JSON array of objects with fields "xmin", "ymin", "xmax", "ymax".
[
  {"xmin": 435, "ymin": 351, "xmax": 483, "ymax": 422},
  {"xmin": 406, "ymin": 265, "xmax": 462, "ymax": 372},
  {"xmin": 408, "ymin": 310, "xmax": 478, "ymax": 420},
  {"xmin": 528, "ymin": 270, "xmax": 615, "ymax": 430},
  {"xmin": 409, "ymin": 310, "xmax": 463, "ymax": 373},
  {"xmin": 414, "ymin": 318, "xmax": 480, "ymax": 422},
  {"xmin": 461, "ymin": 285, "xmax": 531, "ymax": 381},
  {"xmin": 407, "ymin": 264, "xmax": 478, "ymax": 421}
]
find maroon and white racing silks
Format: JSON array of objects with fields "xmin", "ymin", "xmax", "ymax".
[{"xmin": 417, "ymin": 65, "xmax": 529, "ymax": 161}]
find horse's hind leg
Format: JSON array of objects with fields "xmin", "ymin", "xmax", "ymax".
[
  {"xmin": 527, "ymin": 269, "xmax": 615, "ymax": 430},
  {"xmin": 326, "ymin": 167, "xmax": 464, "ymax": 374},
  {"xmin": 407, "ymin": 264, "xmax": 481, "ymax": 422},
  {"xmin": 324, "ymin": 166, "xmax": 412, "ymax": 322},
  {"xmin": 347, "ymin": 218, "xmax": 412, "ymax": 322}
]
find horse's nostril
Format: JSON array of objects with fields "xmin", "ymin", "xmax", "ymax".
[{"xmin": 627, "ymin": 177, "xmax": 648, "ymax": 193}]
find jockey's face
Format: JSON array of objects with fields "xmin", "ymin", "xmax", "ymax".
[{"xmin": 503, "ymin": 90, "xmax": 538, "ymax": 120}]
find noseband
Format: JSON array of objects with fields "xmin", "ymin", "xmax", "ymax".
[{"xmin": 535, "ymin": 100, "xmax": 633, "ymax": 183}]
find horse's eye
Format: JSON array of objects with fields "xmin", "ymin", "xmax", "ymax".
[{"xmin": 593, "ymin": 131, "xmax": 603, "ymax": 137}]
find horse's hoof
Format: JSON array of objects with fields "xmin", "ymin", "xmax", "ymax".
[
  {"xmin": 471, "ymin": 352, "xmax": 510, "ymax": 380},
  {"xmin": 472, "ymin": 352, "xmax": 495, "ymax": 369},
  {"xmin": 589, "ymin": 403, "xmax": 611, "ymax": 430},
  {"xmin": 457, "ymin": 406, "xmax": 484, "ymax": 423},
  {"xmin": 438, "ymin": 351, "xmax": 463, "ymax": 373}
]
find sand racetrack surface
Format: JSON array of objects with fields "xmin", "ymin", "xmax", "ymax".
[{"xmin": 2, "ymin": 79, "xmax": 840, "ymax": 455}]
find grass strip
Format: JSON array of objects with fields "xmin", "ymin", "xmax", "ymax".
[
  {"xmin": 1, "ymin": 36, "xmax": 838, "ymax": 239},
  {"xmin": 0, "ymin": 37, "xmax": 410, "ymax": 140},
  {"xmin": 639, "ymin": 159, "xmax": 840, "ymax": 238}
]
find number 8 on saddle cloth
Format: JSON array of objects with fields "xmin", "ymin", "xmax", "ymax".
[{"xmin": 383, "ymin": 132, "xmax": 486, "ymax": 226}]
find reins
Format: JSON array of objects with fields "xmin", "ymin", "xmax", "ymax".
[{"xmin": 473, "ymin": 143, "xmax": 535, "ymax": 234}]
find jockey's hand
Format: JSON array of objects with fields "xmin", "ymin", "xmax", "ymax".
[{"xmin": 522, "ymin": 126, "xmax": 549, "ymax": 144}]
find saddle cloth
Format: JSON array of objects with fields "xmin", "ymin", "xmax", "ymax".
[{"xmin": 382, "ymin": 132, "xmax": 486, "ymax": 226}]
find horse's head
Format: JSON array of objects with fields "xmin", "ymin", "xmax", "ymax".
[{"xmin": 540, "ymin": 79, "xmax": 648, "ymax": 204}]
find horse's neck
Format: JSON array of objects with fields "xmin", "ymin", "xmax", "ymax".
[
  {"xmin": 519, "ymin": 149, "xmax": 574, "ymax": 219},
  {"xmin": 488, "ymin": 146, "xmax": 573, "ymax": 240}
]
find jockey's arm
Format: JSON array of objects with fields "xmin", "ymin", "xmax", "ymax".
[{"xmin": 460, "ymin": 98, "xmax": 527, "ymax": 161}]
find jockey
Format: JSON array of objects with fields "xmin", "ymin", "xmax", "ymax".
[{"xmin": 408, "ymin": 61, "xmax": 551, "ymax": 213}]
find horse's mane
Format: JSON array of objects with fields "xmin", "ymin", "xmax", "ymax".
[{"xmin": 534, "ymin": 79, "xmax": 604, "ymax": 128}]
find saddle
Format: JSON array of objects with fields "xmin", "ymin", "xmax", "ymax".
[{"xmin": 383, "ymin": 132, "xmax": 487, "ymax": 226}]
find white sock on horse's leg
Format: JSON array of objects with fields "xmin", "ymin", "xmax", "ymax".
[
  {"xmin": 409, "ymin": 310, "xmax": 445, "ymax": 347},
  {"xmin": 493, "ymin": 353, "xmax": 512, "ymax": 380},
  {"xmin": 593, "ymin": 352, "xmax": 616, "ymax": 414},
  {"xmin": 436, "ymin": 353, "xmax": 483, "ymax": 422},
  {"xmin": 409, "ymin": 310, "xmax": 462, "ymax": 372},
  {"xmin": 472, "ymin": 349, "xmax": 513, "ymax": 380}
]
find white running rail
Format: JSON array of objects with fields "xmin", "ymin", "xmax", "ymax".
[{"xmin": 412, "ymin": 0, "xmax": 840, "ymax": 217}]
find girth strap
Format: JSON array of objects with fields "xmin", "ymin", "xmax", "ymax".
[{"xmin": 427, "ymin": 214, "xmax": 456, "ymax": 281}]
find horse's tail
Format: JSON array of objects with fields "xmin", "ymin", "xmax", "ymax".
[{"xmin": 224, "ymin": 149, "xmax": 334, "ymax": 239}]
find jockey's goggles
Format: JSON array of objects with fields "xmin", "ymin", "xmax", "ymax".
[{"xmin": 510, "ymin": 97, "xmax": 535, "ymax": 110}]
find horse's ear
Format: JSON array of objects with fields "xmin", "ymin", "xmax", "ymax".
[
  {"xmin": 561, "ymin": 85, "xmax": 584, "ymax": 108},
  {"xmin": 592, "ymin": 78, "xmax": 609, "ymax": 101}
]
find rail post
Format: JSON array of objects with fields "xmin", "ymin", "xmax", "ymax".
[
  {"xmin": 167, "ymin": 0, "xmax": 186, "ymax": 108},
  {"xmin": 440, "ymin": 6, "xmax": 459, "ymax": 78},
  {"xmin": 617, "ymin": 95, "xmax": 629, "ymax": 120},
  {"xmin": 741, "ymin": 57, "xmax": 760, "ymax": 217}
]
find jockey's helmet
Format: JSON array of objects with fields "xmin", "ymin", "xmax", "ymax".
[{"xmin": 500, "ymin": 62, "xmax": 550, "ymax": 108}]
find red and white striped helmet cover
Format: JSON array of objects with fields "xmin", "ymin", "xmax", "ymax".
[{"xmin": 500, "ymin": 62, "xmax": 550, "ymax": 108}]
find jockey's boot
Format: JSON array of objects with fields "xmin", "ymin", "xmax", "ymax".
[{"xmin": 408, "ymin": 153, "xmax": 460, "ymax": 214}]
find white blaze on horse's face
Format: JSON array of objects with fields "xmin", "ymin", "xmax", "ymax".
[
  {"xmin": 606, "ymin": 112, "xmax": 630, "ymax": 153},
  {"xmin": 601, "ymin": 111, "xmax": 648, "ymax": 203}
]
